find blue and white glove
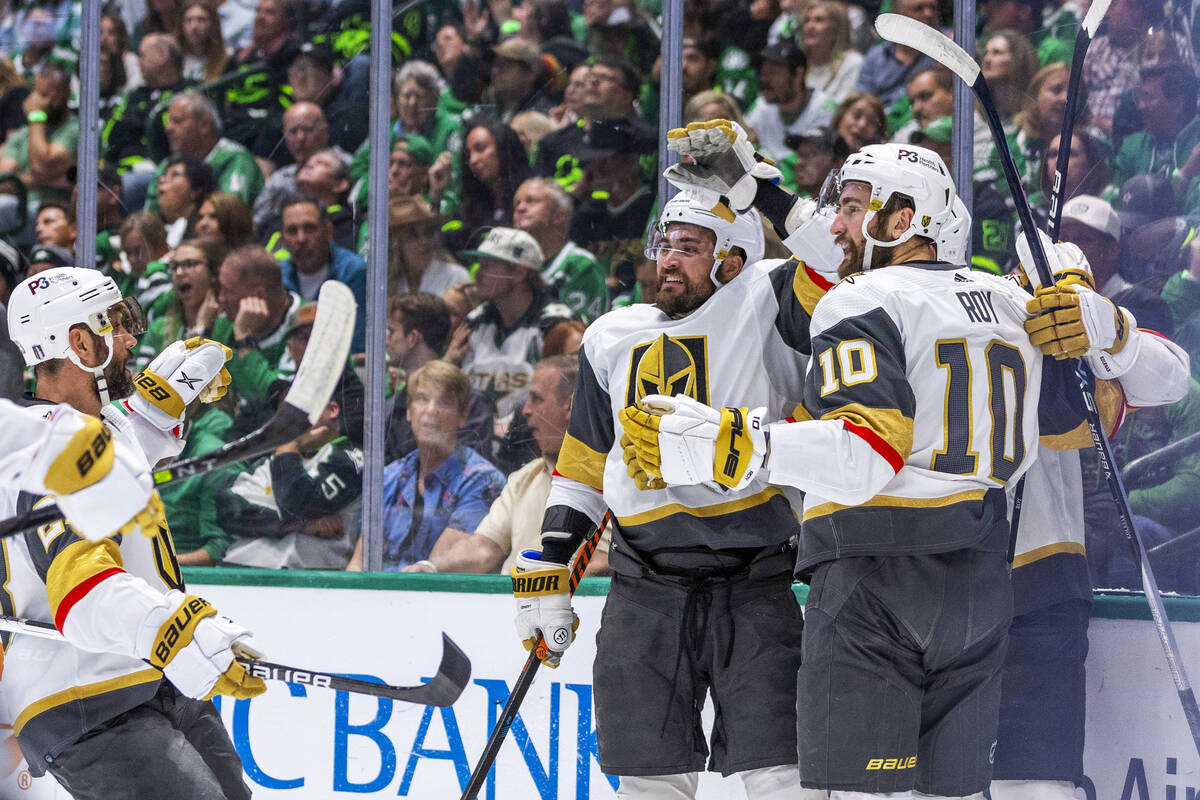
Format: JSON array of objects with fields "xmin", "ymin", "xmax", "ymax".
[{"xmin": 618, "ymin": 394, "xmax": 768, "ymax": 491}]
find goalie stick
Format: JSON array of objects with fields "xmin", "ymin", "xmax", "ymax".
[
  {"xmin": 875, "ymin": 12, "xmax": 1200, "ymax": 758},
  {"xmin": 0, "ymin": 280, "xmax": 357, "ymax": 542},
  {"xmin": 0, "ymin": 615, "xmax": 471, "ymax": 707},
  {"xmin": 459, "ymin": 514, "xmax": 609, "ymax": 800}
]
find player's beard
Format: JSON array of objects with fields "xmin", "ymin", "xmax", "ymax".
[
  {"xmin": 104, "ymin": 351, "xmax": 135, "ymax": 400},
  {"xmin": 655, "ymin": 271, "xmax": 715, "ymax": 318},
  {"xmin": 836, "ymin": 217, "xmax": 895, "ymax": 279}
]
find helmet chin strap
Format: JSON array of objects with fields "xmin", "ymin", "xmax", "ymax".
[
  {"xmin": 65, "ymin": 331, "xmax": 116, "ymax": 406},
  {"xmin": 709, "ymin": 254, "xmax": 727, "ymax": 287},
  {"xmin": 859, "ymin": 210, "xmax": 917, "ymax": 271}
]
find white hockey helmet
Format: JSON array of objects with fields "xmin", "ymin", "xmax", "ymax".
[
  {"xmin": 823, "ymin": 143, "xmax": 957, "ymax": 267},
  {"xmin": 645, "ymin": 191, "xmax": 766, "ymax": 286},
  {"xmin": 935, "ymin": 196, "xmax": 972, "ymax": 265},
  {"xmin": 8, "ymin": 268, "xmax": 145, "ymax": 400}
]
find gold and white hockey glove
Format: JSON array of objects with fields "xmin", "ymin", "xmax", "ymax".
[
  {"xmin": 139, "ymin": 591, "xmax": 267, "ymax": 701},
  {"xmin": 1025, "ymin": 282, "xmax": 1134, "ymax": 360},
  {"xmin": 27, "ymin": 410, "xmax": 159, "ymax": 541},
  {"xmin": 512, "ymin": 550, "xmax": 578, "ymax": 668},
  {"xmin": 1015, "ymin": 228, "xmax": 1096, "ymax": 291},
  {"xmin": 663, "ymin": 119, "xmax": 781, "ymax": 215},
  {"xmin": 621, "ymin": 432, "xmax": 666, "ymax": 491},
  {"xmin": 618, "ymin": 394, "xmax": 768, "ymax": 491},
  {"xmin": 127, "ymin": 337, "xmax": 233, "ymax": 430}
]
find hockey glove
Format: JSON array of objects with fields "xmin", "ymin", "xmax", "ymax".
[
  {"xmin": 512, "ymin": 550, "xmax": 577, "ymax": 667},
  {"xmin": 1015, "ymin": 229, "xmax": 1096, "ymax": 291},
  {"xmin": 621, "ymin": 432, "xmax": 666, "ymax": 490},
  {"xmin": 27, "ymin": 410, "xmax": 159, "ymax": 541},
  {"xmin": 618, "ymin": 394, "xmax": 768, "ymax": 491},
  {"xmin": 140, "ymin": 591, "xmax": 267, "ymax": 701},
  {"xmin": 663, "ymin": 119, "xmax": 781, "ymax": 215},
  {"xmin": 126, "ymin": 337, "xmax": 233, "ymax": 431},
  {"xmin": 1025, "ymin": 282, "xmax": 1134, "ymax": 359}
]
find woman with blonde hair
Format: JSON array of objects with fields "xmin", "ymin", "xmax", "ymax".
[
  {"xmin": 683, "ymin": 89, "xmax": 759, "ymax": 144},
  {"xmin": 801, "ymin": 0, "xmax": 863, "ymax": 113},
  {"xmin": 180, "ymin": 2, "xmax": 229, "ymax": 82},
  {"xmin": 981, "ymin": 29, "xmax": 1040, "ymax": 125}
]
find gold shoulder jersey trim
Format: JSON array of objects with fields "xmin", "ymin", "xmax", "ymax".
[
  {"xmin": 1012, "ymin": 541, "xmax": 1086, "ymax": 569},
  {"xmin": 1040, "ymin": 421, "xmax": 1092, "ymax": 451},
  {"xmin": 822, "ymin": 403, "xmax": 914, "ymax": 461},
  {"xmin": 1041, "ymin": 380, "xmax": 1124, "ymax": 451},
  {"xmin": 793, "ymin": 258, "xmax": 833, "ymax": 316},
  {"xmin": 804, "ymin": 488, "xmax": 987, "ymax": 522},
  {"xmin": 13, "ymin": 668, "xmax": 161, "ymax": 736},
  {"xmin": 46, "ymin": 538, "xmax": 124, "ymax": 622},
  {"xmin": 618, "ymin": 486, "xmax": 787, "ymax": 527},
  {"xmin": 555, "ymin": 433, "xmax": 607, "ymax": 491}
]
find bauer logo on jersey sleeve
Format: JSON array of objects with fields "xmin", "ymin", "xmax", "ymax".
[{"xmin": 626, "ymin": 333, "xmax": 710, "ymax": 408}]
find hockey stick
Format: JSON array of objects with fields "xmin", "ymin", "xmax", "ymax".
[
  {"xmin": 0, "ymin": 615, "xmax": 471, "ymax": 707},
  {"xmin": 1122, "ymin": 429, "xmax": 1200, "ymax": 489},
  {"xmin": 459, "ymin": 514, "xmax": 610, "ymax": 800},
  {"xmin": 0, "ymin": 280, "xmax": 357, "ymax": 541},
  {"xmin": 1046, "ymin": 0, "xmax": 1112, "ymax": 238},
  {"xmin": 876, "ymin": 12, "xmax": 1200, "ymax": 757}
]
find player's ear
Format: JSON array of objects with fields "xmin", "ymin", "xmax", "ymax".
[
  {"xmin": 715, "ymin": 251, "xmax": 746, "ymax": 284},
  {"xmin": 889, "ymin": 207, "xmax": 915, "ymax": 240}
]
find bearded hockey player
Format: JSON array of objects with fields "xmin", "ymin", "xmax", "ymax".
[
  {"xmin": 0, "ymin": 267, "xmax": 264, "ymax": 800},
  {"xmin": 623, "ymin": 142, "xmax": 1087, "ymax": 799},
  {"xmin": 511, "ymin": 190, "xmax": 821, "ymax": 799}
]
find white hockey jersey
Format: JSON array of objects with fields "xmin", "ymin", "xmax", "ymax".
[
  {"xmin": 550, "ymin": 256, "xmax": 833, "ymax": 553},
  {"xmin": 0, "ymin": 398, "xmax": 185, "ymax": 776},
  {"xmin": 764, "ymin": 262, "xmax": 1079, "ymax": 572}
]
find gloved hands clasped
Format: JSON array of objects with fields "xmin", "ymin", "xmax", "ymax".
[{"xmin": 618, "ymin": 394, "xmax": 769, "ymax": 491}]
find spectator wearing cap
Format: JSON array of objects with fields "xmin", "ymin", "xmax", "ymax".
[
  {"xmin": 383, "ymin": 292, "xmax": 495, "ymax": 464},
  {"xmin": 277, "ymin": 195, "xmax": 366, "ymax": 352},
  {"xmin": 212, "ymin": 244, "xmax": 305, "ymax": 400},
  {"xmin": 387, "ymin": 195, "xmax": 470, "ymax": 295},
  {"xmin": 486, "ymin": 37, "xmax": 556, "ymax": 123},
  {"xmin": 223, "ymin": 365, "xmax": 366, "ymax": 570},
  {"xmin": 0, "ymin": 63, "xmax": 77, "ymax": 243},
  {"xmin": 854, "ymin": 0, "xmax": 939, "ymax": 108},
  {"xmin": 513, "ymin": 176, "xmax": 608, "ymax": 322},
  {"xmin": 1059, "ymin": 195, "xmax": 1124, "ymax": 296},
  {"xmin": 459, "ymin": 226, "xmax": 574, "ymax": 427},
  {"xmin": 746, "ymin": 41, "xmax": 824, "ymax": 162},
  {"xmin": 26, "ymin": 244, "xmax": 72, "ymax": 275},
  {"xmin": 583, "ymin": 0, "xmax": 659, "ymax": 76},
  {"xmin": 532, "ymin": 54, "xmax": 641, "ymax": 194},
  {"xmin": 253, "ymin": 103, "xmax": 350, "ymax": 235},
  {"xmin": 570, "ymin": 116, "xmax": 658, "ymax": 296},
  {"xmin": 103, "ymin": 33, "xmax": 191, "ymax": 173},
  {"xmin": 800, "ymin": 0, "xmax": 864, "ymax": 115},
  {"xmin": 1113, "ymin": 64, "xmax": 1200, "ymax": 191},
  {"xmin": 779, "ymin": 126, "xmax": 848, "ymax": 196},
  {"xmin": 146, "ymin": 91, "xmax": 265, "ymax": 210}
]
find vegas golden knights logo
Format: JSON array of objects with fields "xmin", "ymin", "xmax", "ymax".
[{"xmin": 626, "ymin": 333, "xmax": 710, "ymax": 407}]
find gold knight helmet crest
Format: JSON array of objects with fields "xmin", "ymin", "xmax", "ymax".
[{"xmin": 629, "ymin": 333, "xmax": 709, "ymax": 406}]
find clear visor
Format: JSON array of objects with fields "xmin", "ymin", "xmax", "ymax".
[
  {"xmin": 643, "ymin": 223, "xmax": 714, "ymax": 262},
  {"xmin": 90, "ymin": 297, "xmax": 147, "ymax": 337}
]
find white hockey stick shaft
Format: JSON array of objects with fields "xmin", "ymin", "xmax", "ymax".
[{"xmin": 875, "ymin": 12, "xmax": 1200, "ymax": 757}]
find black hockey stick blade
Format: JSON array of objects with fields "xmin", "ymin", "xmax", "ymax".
[
  {"xmin": 239, "ymin": 633, "xmax": 471, "ymax": 707},
  {"xmin": 0, "ymin": 281, "xmax": 356, "ymax": 541},
  {"xmin": 0, "ymin": 615, "xmax": 470, "ymax": 707}
]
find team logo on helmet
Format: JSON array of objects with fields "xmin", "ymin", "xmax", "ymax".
[{"xmin": 626, "ymin": 333, "xmax": 710, "ymax": 407}]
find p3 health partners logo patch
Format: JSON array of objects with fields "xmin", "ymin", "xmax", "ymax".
[{"xmin": 626, "ymin": 333, "xmax": 710, "ymax": 408}]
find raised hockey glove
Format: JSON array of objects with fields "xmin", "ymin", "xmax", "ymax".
[
  {"xmin": 664, "ymin": 119, "xmax": 781, "ymax": 215},
  {"xmin": 126, "ymin": 337, "xmax": 233, "ymax": 431},
  {"xmin": 140, "ymin": 591, "xmax": 267, "ymax": 701},
  {"xmin": 512, "ymin": 550, "xmax": 577, "ymax": 668},
  {"xmin": 618, "ymin": 394, "xmax": 768, "ymax": 491},
  {"xmin": 1015, "ymin": 229, "xmax": 1096, "ymax": 291},
  {"xmin": 1025, "ymin": 282, "xmax": 1134, "ymax": 359},
  {"xmin": 621, "ymin": 432, "xmax": 666, "ymax": 490},
  {"xmin": 26, "ymin": 410, "xmax": 159, "ymax": 541}
]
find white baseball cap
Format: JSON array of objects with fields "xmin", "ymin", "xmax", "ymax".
[
  {"xmin": 459, "ymin": 227, "xmax": 545, "ymax": 271},
  {"xmin": 1060, "ymin": 195, "xmax": 1122, "ymax": 242}
]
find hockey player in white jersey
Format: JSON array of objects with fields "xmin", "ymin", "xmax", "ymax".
[
  {"xmin": 622, "ymin": 142, "xmax": 1086, "ymax": 799},
  {"xmin": 510, "ymin": 190, "xmax": 828, "ymax": 799},
  {"xmin": 0, "ymin": 267, "xmax": 264, "ymax": 800}
]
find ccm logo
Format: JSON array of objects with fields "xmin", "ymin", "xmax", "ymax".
[
  {"xmin": 513, "ymin": 574, "xmax": 560, "ymax": 593},
  {"xmin": 247, "ymin": 663, "xmax": 332, "ymax": 688}
]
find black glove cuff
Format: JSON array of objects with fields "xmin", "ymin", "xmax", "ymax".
[
  {"xmin": 753, "ymin": 179, "xmax": 800, "ymax": 239},
  {"xmin": 540, "ymin": 505, "xmax": 595, "ymax": 563}
]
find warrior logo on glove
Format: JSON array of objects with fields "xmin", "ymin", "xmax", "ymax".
[{"xmin": 627, "ymin": 333, "xmax": 710, "ymax": 407}]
